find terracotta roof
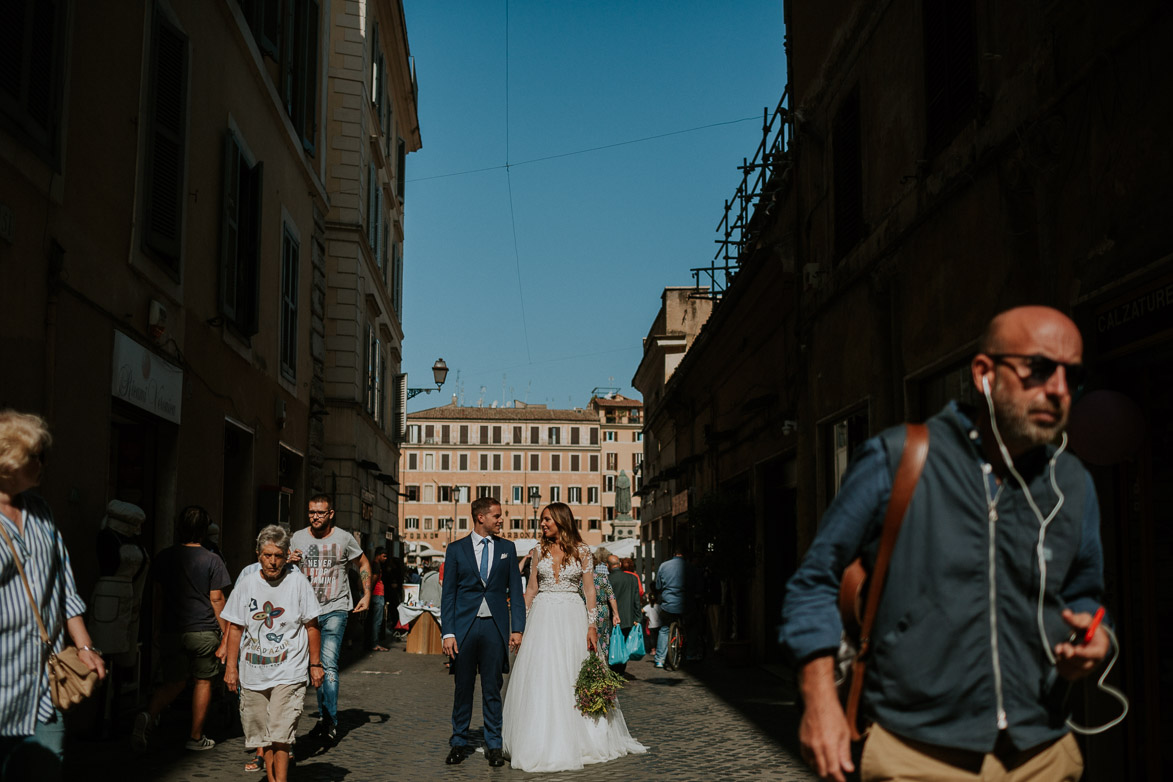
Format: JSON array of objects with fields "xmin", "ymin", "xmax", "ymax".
[
  {"xmin": 589, "ymin": 394, "xmax": 643, "ymax": 408},
  {"xmin": 408, "ymin": 405, "xmax": 597, "ymax": 422}
]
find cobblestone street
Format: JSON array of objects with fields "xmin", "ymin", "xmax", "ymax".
[{"xmin": 71, "ymin": 639, "xmax": 817, "ymax": 781}]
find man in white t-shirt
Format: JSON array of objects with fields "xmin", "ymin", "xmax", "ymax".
[
  {"xmin": 288, "ymin": 494, "xmax": 370, "ymax": 743},
  {"xmin": 223, "ymin": 525, "xmax": 322, "ymax": 782}
]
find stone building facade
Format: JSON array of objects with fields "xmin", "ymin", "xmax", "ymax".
[
  {"xmin": 0, "ymin": 0, "xmax": 419, "ymax": 694},
  {"xmin": 397, "ymin": 398, "xmax": 644, "ymax": 557},
  {"xmin": 636, "ymin": 2, "xmax": 1173, "ymax": 772}
]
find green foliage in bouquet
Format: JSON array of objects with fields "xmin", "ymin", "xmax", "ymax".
[{"xmin": 574, "ymin": 653, "xmax": 626, "ymax": 717}]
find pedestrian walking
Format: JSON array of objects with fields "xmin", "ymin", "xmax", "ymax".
[
  {"xmin": 0, "ymin": 410, "xmax": 106, "ymax": 781},
  {"xmin": 222, "ymin": 525, "xmax": 323, "ymax": 782},
  {"xmin": 134, "ymin": 505, "xmax": 231, "ymax": 753},
  {"xmin": 289, "ymin": 494, "xmax": 371, "ymax": 744},
  {"xmin": 607, "ymin": 555, "xmax": 641, "ymax": 674},
  {"xmin": 642, "ymin": 593, "xmax": 662, "ymax": 657},
  {"xmin": 782, "ymin": 306, "xmax": 1112, "ymax": 782}
]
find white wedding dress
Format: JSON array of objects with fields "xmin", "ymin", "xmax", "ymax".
[{"xmin": 502, "ymin": 546, "xmax": 647, "ymax": 772}]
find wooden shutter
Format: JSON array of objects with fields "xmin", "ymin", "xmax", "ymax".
[
  {"xmin": 239, "ymin": 159, "xmax": 263, "ymax": 336},
  {"xmin": 300, "ymin": 0, "xmax": 319, "ymax": 151},
  {"xmin": 143, "ymin": 6, "xmax": 189, "ymax": 268},
  {"xmin": 219, "ymin": 132, "xmax": 242, "ymax": 321}
]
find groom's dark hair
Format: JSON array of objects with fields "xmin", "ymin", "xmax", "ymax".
[{"xmin": 471, "ymin": 496, "xmax": 500, "ymax": 522}]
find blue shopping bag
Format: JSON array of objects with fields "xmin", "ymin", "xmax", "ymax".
[
  {"xmin": 608, "ymin": 629, "xmax": 628, "ymax": 665},
  {"xmin": 625, "ymin": 624, "xmax": 646, "ymax": 661}
]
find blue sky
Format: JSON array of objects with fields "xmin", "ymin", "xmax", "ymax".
[{"xmin": 401, "ymin": 1, "xmax": 786, "ymax": 412}]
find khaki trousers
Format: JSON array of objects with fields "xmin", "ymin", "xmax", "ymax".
[{"xmin": 861, "ymin": 723, "xmax": 1083, "ymax": 782}]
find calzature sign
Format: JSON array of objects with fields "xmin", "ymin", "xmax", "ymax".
[{"xmin": 112, "ymin": 331, "xmax": 183, "ymax": 423}]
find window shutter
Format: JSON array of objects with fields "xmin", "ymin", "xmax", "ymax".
[
  {"xmin": 301, "ymin": 0, "xmax": 319, "ymax": 151},
  {"xmin": 367, "ymin": 163, "xmax": 376, "ymax": 247},
  {"xmin": 240, "ymin": 159, "xmax": 263, "ymax": 336},
  {"xmin": 143, "ymin": 7, "xmax": 188, "ymax": 269},
  {"xmin": 394, "ymin": 243, "xmax": 403, "ymax": 315},
  {"xmin": 260, "ymin": 0, "xmax": 281, "ymax": 57},
  {"xmin": 219, "ymin": 132, "xmax": 242, "ymax": 321},
  {"xmin": 396, "ymin": 138, "xmax": 406, "ymax": 199}
]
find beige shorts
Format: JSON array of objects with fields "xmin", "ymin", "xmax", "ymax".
[
  {"xmin": 240, "ymin": 682, "xmax": 306, "ymax": 748},
  {"xmin": 862, "ymin": 723, "xmax": 1083, "ymax": 782}
]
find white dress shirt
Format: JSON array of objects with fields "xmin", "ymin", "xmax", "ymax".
[{"xmin": 470, "ymin": 531, "xmax": 494, "ymax": 617}]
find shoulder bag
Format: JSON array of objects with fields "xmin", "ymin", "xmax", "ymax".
[
  {"xmin": 0, "ymin": 519, "xmax": 99, "ymax": 711},
  {"xmin": 836, "ymin": 422, "xmax": 929, "ymax": 741}
]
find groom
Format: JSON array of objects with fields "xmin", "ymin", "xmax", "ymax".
[{"xmin": 440, "ymin": 496, "xmax": 526, "ymax": 767}]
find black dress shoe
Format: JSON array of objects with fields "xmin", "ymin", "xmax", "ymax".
[
  {"xmin": 486, "ymin": 748, "xmax": 505, "ymax": 767},
  {"xmin": 446, "ymin": 746, "xmax": 472, "ymax": 765}
]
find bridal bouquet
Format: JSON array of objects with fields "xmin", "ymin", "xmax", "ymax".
[{"xmin": 574, "ymin": 653, "xmax": 626, "ymax": 716}]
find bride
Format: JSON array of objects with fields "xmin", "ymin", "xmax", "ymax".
[{"xmin": 502, "ymin": 503, "xmax": 647, "ymax": 772}]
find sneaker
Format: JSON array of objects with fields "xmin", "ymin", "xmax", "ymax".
[
  {"xmin": 325, "ymin": 724, "xmax": 338, "ymax": 744},
  {"xmin": 185, "ymin": 735, "xmax": 216, "ymax": 751},
  {"xmin": 654, "ymin": 662, "xmax": 664, "ymax": 669},
  {"xmin": 131, "ymin": 711, "xmax": 152, "ymax": 752}
]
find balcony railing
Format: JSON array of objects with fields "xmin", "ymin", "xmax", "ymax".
[{"xmin": 693, "ymin": 87, "xmax": 793, "ymax": 300}]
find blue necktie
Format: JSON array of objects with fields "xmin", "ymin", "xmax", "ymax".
[{"xmin": 479, "ymin": 538, "xmax": 490, "ymax": 582}]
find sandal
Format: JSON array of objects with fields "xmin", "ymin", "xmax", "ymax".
[{"xmin": 245, "ymin": 755, "xmax": 265, "ymax": 772}]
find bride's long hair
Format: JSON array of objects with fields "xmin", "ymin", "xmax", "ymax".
[{"xmin": 538, "ymin": 502, "xmax": 586, "ymax": 567}]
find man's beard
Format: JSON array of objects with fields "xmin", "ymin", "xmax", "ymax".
[{"xmin": 992, "ymin": 385, "xmax": 1069, "ymax": 450}]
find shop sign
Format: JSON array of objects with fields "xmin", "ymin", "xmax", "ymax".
[
  {"xmin": 111, "ymin": 330, "xmax": 183, "ymax": 423},
  {"xmin": 1091, "ymin": 272, "xmax": 1173, "ymax": 356}
]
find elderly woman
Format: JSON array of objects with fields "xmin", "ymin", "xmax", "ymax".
[
  {"xmin": 587, "ymin": 547, "xmax": 621, "ymax": 664},
  {"xmin": 0, "ymin": 410, "xmax": 105, "ymax": 780},
  {"xmin": 222, "ymin": 525, "xmax": 323, "ymax": 782}
]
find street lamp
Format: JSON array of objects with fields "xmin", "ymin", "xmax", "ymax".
[
  {"xmin": 529, "ymin": 487, "xmax": 541, "ymax": 538},
  {"xmin": 406, "ymin": 358, "xmax": 450, "ymax": 400},
  {"xmin": 451, "ymin": 484, "xmax": 460, "ymax": 544}
]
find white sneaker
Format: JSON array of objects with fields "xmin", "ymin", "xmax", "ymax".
[
  {"xmin": 185, "ymin": 735, "xmax": 215, "ymax": 751},
  {"xmin": 131, "ymin": 711, "xmax": 152, "ymax": 752}
]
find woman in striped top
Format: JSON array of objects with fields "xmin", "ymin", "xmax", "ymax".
[{"xmin": 0, "ymin": 410, "xmax": 106, "ymax": 779}]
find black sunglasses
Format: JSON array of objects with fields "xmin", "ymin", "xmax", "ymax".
[{"xmin": 988, "ymin": 353, "xmax": 1087, "ymax": 390}]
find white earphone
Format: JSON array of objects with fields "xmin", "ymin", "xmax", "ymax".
[{"xmin": 980, "ymin": 366, "xmax": 1127, "ymax": 733}]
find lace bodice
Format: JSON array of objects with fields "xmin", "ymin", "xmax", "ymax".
[{"xmin": 535, "ymin": 545, "xmax": 592, "ymax": 593}]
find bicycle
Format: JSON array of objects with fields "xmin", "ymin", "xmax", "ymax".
[{"xmin": 663, "ymin": 620, "xmax": 684, "ymax": 671}]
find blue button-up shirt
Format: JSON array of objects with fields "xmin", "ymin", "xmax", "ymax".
[
  {"xmin": 0, "ymin": 494, "xmax": 87, "ymax": 735},
  {"xmin": 655, "ymin": 555, "xmax": 687, "ymax": 614}
]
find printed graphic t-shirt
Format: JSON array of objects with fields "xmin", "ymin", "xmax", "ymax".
[
  {"xmin": 221, "ymin": 569, "xmax": 320, "ymax": 689},
  {"xmin": 290, "ymin": 527, "xmax": 362, "ymax": 613},
  {"xmin": 150, "ymin": 544, "xmax": 232, "ymax": 633}
]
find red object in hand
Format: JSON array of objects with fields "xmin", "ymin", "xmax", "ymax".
[{"xmin": 1083, "ymin": 607, "xmax": 1105, "ymax": 645}]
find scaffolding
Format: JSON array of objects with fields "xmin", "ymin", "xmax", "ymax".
[{"xmin": 692, "ymin": 87, "xmax": 793, "ymax": 300}]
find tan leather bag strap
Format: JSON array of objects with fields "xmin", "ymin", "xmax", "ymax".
[
  {"xmin": 845, "ymin": 422, "xmax": 929, "ymax": 739},
  {"xmin": 0, "ymin": 516, "xmax": 54, "ymax": 647}
]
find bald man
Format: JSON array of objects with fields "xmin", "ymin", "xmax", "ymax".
[{"xmin": 781, "ymin": 307, "xmax": 1108, "ymax": 782}]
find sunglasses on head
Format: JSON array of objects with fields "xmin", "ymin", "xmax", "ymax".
[{"xmin": 988, "ymin": 353, "xmax": 1087, "ymax": 390}]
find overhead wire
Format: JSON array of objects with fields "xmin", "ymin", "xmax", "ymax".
[
  {"xmin": 504, "ymin": 0, "xmax": 533, "ymax": 363},
  {"xmin": 407, "ymin": 116, "xmax": 762, "ymax": 183}
]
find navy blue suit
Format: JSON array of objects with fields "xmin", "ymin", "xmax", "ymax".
[{"xmin": 441, "ymin": 534, "xmax": 526, "ymax": 749}]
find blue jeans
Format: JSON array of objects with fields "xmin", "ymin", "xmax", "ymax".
[
  {"xmin": 317, "ymin": 610, "xmax": 348, "ymax": 725},
  {"xmin": 0, "ymin": 711, "xmax": 65, "ymax": 782},
  {"xmin": 654, "ymin": 610, "xmax": 681, "ymax": 665},
  {"xmin": 369, "ymin": 595, "xmax": 386, "ymax": 648}
]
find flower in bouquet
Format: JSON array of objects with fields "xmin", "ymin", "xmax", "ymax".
[{"xmin": 574, "ymin": 653, "xmax": 626, "ymax": 717}]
